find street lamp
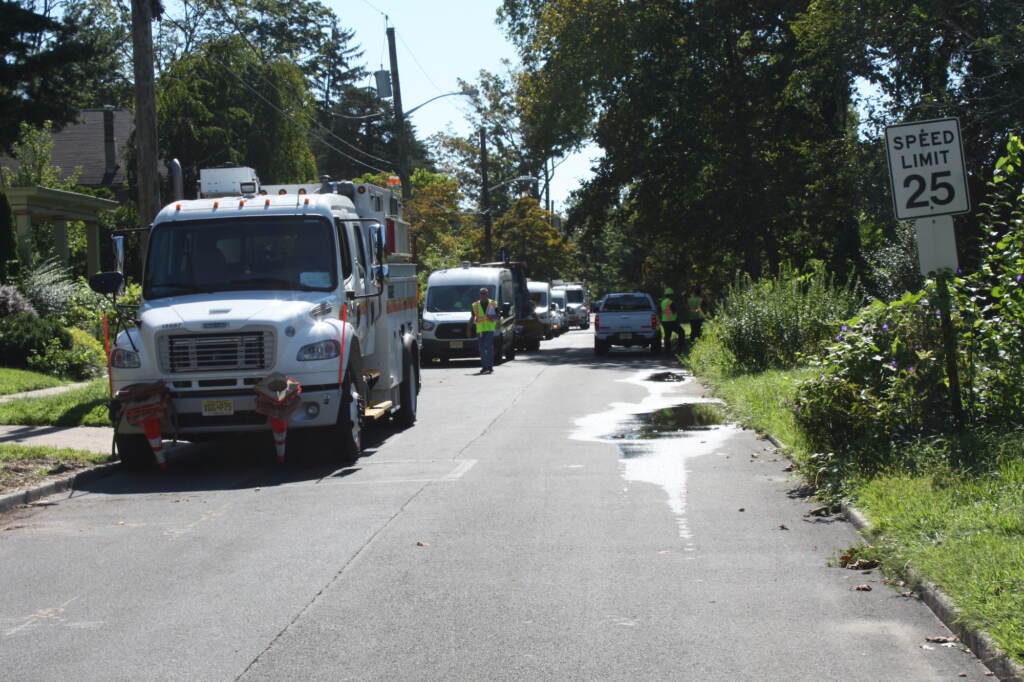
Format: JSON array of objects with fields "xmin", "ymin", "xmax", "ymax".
[
  {"xmin": 481, "ymin": 175, "xmax": 538, "ymax": 262},
  {"xmin": 394, "ymin": 88, "xmax": 478, "ymax": 201}
]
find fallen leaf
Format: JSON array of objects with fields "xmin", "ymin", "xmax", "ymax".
[
  {"xmin": 778, "ymin": 524, "xmax": 789, "ymax": 530},
  {"xmin": 847, "ymin": 558, "xmax": 880, "ymax": 570},
  {"xmin": 850, "ymin": 584, "xmax": 872, "ymax": 591},
  {"xmin": 416, "ymin": 541, "xmax": 429, "ymax": 547},
  {"xmin": 116, "ymin": 521, "xmax": 125, "ymax": 526},
  {"xmin": 750, "ymin": 452, "xmax": 759, "ymax": 458},
  {"xmin": 925, "ymin": 636, "xmax": 958, "ymax": 643},
  {"xmin": 782, "ymin": 463, "xmax": 795, "ymax": 472},
  {"xmin": 897, "ymin": 591, "xmax": 914, "ymax": 598},
  {"xmin": 807, "ymin": 505, "xmax": 831, "ymax": 517}
]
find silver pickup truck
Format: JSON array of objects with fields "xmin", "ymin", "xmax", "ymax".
[{"xmin": 593, "ymin": 292, "xmax": 661, "ymax": 355}]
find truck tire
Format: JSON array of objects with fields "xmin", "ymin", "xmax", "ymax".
[
  {"xmin": 594, "ymin": 339, "xmax": 609, "ymax": 356},
  {"xmin": 339, "ymin": 369, "xmax": 364, "ymax": 460},
  {"xmin": 395, "ymin": 353, "xmax": 418, "ymax": 427},
  {"xmin": 116, "ymin": 433, "xmax": 155, "ymax": 470},
  {"xmin": 581, "ymin": 321, "xmax": 590, "ymax": 330},
  {"xmin": 527, "ymin": 339, "xmax": 541, "ymax": 352},
  {"xmin": 505, "ymin": 336, "xmax": 516, "ymax": 361}
]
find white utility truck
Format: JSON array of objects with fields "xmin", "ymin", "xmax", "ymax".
[{"xmin": 91, "ymin": 166, "xmax": 420, "ymax": 468}]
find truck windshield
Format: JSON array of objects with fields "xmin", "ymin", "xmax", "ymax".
[
  {"xmin": 425, "ymin": 285, "xmax": 495, "ymax": 312},
  {"xmin": 565, "ymin": 289, "xmax": 584, "ymax": 303},
  {"xmin": 529, "ymin": 291, "xmax": 548, "ymax": 307},
  {"xmin": 144, "ymin": 216, "xmax": 337, "ymax": 299},
  {"xmin": 603, "ymin": 295, "xmax": 653, "ymax": 311}
]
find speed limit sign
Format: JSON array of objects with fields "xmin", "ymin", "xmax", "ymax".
[{"xmin": 885, "ymin": 117, "xmax": 970, "ymax": 221}]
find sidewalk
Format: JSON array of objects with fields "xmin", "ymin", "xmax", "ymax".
[{"xmin": 0, "ymin": 381, "xmax": 112, "ymax": 453}]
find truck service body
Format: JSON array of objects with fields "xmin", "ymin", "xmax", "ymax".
[{"xmin": 102, "ymin": 167, "xmax": 419, "ymax": 467}]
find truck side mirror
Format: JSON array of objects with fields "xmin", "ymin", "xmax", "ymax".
[
  {"xmin": 112, "ymin": 235, "xmax": 125, "ymax": 274},
  {"xmin": 89, "ymin": 271, "xmax": 125, "ymax": 297}
]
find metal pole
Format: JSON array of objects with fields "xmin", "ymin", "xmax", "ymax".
[
  {"xmin": 131, "ymin": 0, "xmax": 160, "ymax": 268},
  {"xmin": 386, "ymin": 27, "xmax": 411, "ymax": 201},
  {"xmin": 480, "ymin": 127, "xmax": 492, "ymax": 261}
]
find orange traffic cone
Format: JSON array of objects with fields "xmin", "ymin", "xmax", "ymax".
[
  {"xmin": 270, "ymin": 417, "xmax": 288, "ymax": 463},
  {"xmin": 141, "ymin": 417, "xmax": 166, "ymax": 469}
]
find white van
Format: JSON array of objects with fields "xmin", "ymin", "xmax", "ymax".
[
  {"xmin": 421, "ymin": 265, "xmax": 517, "ymax": 364},
  {"xmin": 527, "ymin": 280, "xmax": 555, "ymax": 341},
  {"xmin": 552, "ymin": 282, "xmax": 591, "ymax": 329}
]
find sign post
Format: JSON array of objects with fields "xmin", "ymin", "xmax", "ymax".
[{"xmin": 885, "ymin": 117, "xmax": 970, "ymax": 427}]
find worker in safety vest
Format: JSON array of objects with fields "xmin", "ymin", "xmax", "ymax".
[
  {"xmin": 471, "ymin": 287, "xmax": 499, "ymax": 374},
  {"xmin": 659, "ymin": 287, "xmax": 685, "ymax": 353}
]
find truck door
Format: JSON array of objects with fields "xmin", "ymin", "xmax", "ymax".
[{"xmin": 350, "ymin": 221, "xmax": 377, "ymax": 354}]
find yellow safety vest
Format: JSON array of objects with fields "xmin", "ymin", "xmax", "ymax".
[
  {"xmin": 472, "ymin": 299, "xmax": 498, "ymax": 333},
  {"xmin": 660, "ymin": 297, "xmax": 677, "ymax": 322}
]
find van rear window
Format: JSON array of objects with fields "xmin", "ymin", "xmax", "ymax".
[{"xmin": 565, "ymin": 289, "xmax": 584, "ymax": 303}]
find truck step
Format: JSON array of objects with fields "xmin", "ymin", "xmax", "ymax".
[
  {"xmin": 363, "ymin": 370, "xmax": 382, "ymax": 390},
  {"xmin": 364, "ymin": 400, "xmax": 393, "ymax": 420}
]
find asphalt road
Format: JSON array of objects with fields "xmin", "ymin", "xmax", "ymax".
[{"xmin": 0, "ymin": 329, "xmax": 994, "ymax": 680}]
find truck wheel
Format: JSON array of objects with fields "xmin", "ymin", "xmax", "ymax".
[
  {"xmin": 505, "ymin": 337, "xmax": 516, "ymax": 361},
  {"xmin": 594, "ymin": 339, "xmax": 608, "ymax": 356},
  {"xmin": 395, "ymin": 354, "xmax": 418, "ymax": 427},
  {"xmin": 527, "ymin": 339, "xmax": 541, "ymax": 352},
  {"xmin": 581, "ymin": 321, "xmax": 590, "ymax": 330},
  {"xmin": 116, "ymin": 433, "xmax": 155, "ymax": 470},
  {"xmin": 339, "ymin": 370, "xmax": 364, "ymax": 460}
]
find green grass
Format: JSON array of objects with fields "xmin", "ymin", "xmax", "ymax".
[
  {"xmin": 0, "ymin": 378, "xmax": 109, "ymax": 426},
  {"xmin": 855, "ymin": 458, "xmax": 1024, "ymax": 661},
  {"xmin": 0, "ymin": 367, "xmax": 67, "ymax": 396},
  {"xmin": 688, "ymin": 331, "xmax": 1024, "ymax": 665},
  {"xmin": 0, "ymin": 443, "xmax": 111, "ymax": 493}
]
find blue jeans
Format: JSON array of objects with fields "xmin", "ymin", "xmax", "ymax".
[{"xmin": 478, "ymin": 331, "xmax": 495, "ymax": 369}]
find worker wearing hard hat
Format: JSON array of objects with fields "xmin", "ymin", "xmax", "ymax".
[{"xmin": 659, "ymin": 287, "xmax": 685, "ymax": 353}]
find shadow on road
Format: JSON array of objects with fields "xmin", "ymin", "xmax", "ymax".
[{"xmin": 75, "ymin": 418, "xmax": 405, "ymax": 496}]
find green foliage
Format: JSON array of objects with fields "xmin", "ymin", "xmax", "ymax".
[
  {"xmin": 20, "ymin": 257, "xmax": 76, "ymax": 317},
  {"xmin": 57, "ymin": 277, "xmax": 109, "ymax": 339},
  {"xmin": 493, "ymin": 197, "xmax": 571, "ymax": 281},
  {"xmin": 0, "ymin": 122, "xmax": 81, "ymax": 190},
  {"xmin": 710, "ymin": 261, "xmax": 862, "ymax": 374},
  {"xmin": 0, "ymin": 190, "xmax": 15, "ymax": 281},
  {"xmin": 0, "ymin": 313, "xmax": 71, "ymax": 370},
  {"xmin": 861, "ymin": 220, "xmax": 923, "ymax": 302},
  {"xmin": 27, "ymin": 327, "xmax": 105, "ymax": 380},
  {"xmin": 0, "ymin": 284, "xmax": 37, "ymax": 317}
]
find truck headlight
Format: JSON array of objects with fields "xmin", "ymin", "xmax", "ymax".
[
  {"xmin": 297, "ymin": 340, "xmax": 340, "ymax": 361},
  {"xmin": 111, "ymin": 347, "xmax": 141, "ymax": 369},
  {"xmin": 421, "ymin": 320, "xmax": 435, "ymax": 331}
]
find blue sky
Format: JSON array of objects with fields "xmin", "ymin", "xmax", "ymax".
[{"xmin": 328, "ymin": 0, "xmax": 599, "ymax": 213}]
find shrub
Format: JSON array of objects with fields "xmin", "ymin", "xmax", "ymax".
[
  {"xmin": 0, "ymin": 284, "xmax": 37, "ymax": 317},
  {"xmin": 21, "ymin": 257, "xmax": 76, "ymax": 317},
  {"xmin": 0, "ymin": 313, "xmax": 71, "ymax": 369},
  {"xmin": 710, "ymin": 261, "xmax": 862, "ymax": 374},
  {"xmin": 57, "ymin": 277, "xmax": 109, "ymax": 338},
  {"xmin": 27, "ymin": 327, "xmax": 105, "ymax": 380}
]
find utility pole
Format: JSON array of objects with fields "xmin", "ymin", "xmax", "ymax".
[
  {"xmin": 480, "ymin": 127, "xmax": 492, "ymax": 262},
  {"xmin": 131, "ymin": 0, "xmax": 160, "ymax": 267},
  {"xmin": 386, "ymin": 27, "xmax": 412, "ymax": 201}
]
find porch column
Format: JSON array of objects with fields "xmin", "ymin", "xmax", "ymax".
[
  {"xmin": 53, "ymin": 218, "xmax": 69, "ymax": 264},
  {"xmin": 14, "ymin": 210, "xmax": 32, "ymax": 265},
  {"xmin": 85, "ymin": 221, "xmax": 102, "ymax": 274}
]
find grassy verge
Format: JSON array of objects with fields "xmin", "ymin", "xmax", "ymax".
[
  {"xmin": 0, "ymin": 378, "xmax": 109, "ymax": 427},
  {"xmin": 0, "ymin": 367, "xmax": 67, "ymax": 396},
  {"xmin": 687, "ymin": 336, "xmax": 1024, "ymax": 665},
  {"xmin": 0, "ymin": 443, "xmax": 111, "ymax": 494}
]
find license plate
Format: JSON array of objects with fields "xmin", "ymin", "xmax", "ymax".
[
  {"xmin": 620, "ymin": 332, "xmax": 632, "ymax": 340},
  {"xmin": 202, "ymin": 399, "xmax": 234, "ymax": 417},
  {"xmin": 450, "ymin": 341, "xmax": 463, "ymax": 349}
]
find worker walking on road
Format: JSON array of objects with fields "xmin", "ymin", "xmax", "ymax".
[
  {"xmin": 659, "ymin": 287, "xmax": 685, "ymax": 353},
  {"xmin": 687, "ymin": 283, "xmax": 705, "ymax": 341},
  {"xmin": 472, "ymin": 287, "xmax": 499, "ymax": 374}
]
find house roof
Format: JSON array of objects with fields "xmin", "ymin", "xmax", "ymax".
[{"xmin": 1, "ymin": 108, "xmax": 135, "ymax": 189}]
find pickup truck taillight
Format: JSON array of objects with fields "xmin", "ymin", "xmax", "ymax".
[
  {"xmin": 594, "ymin": 314, "xmax": 601, "ymax": 329},
  {"xmin": 644, "ymin": 313, "xmax": 657, "ymax": 329}
]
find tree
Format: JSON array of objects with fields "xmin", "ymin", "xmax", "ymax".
[
  {"xmin": 157, "ymin": 36, "xmax": 317, "ymax": 188},
  {"xmin": 492, "ymin": 197, "xmax": 571, "ymax": 281},
  {"xmin": 0, "ymin": 0, "xmax": 112, "ymax": 151}
]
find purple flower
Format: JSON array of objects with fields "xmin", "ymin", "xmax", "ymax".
[
  {"xmin": 882, "ymin": 323, "xmax": 889, "ymax": 331},
  {"xmin": 891, "ymin": 361, "xmax": 898, "ymax": 367},
  {"xmin": 908, "ymin": 366, "xmax": 915, "ymax": 373},
  {"xmin": 841, "ymin": 324, "xmax": 848, "ymax": 332},
  {"xmin": 836, "ymin": 334, "xmax": 844, "ymax": 341},
  {"xmin": 1017, "ymin": 274, "xmax": 1023, "ymax": 283}
]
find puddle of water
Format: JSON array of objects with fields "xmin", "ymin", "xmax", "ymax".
[
  {"xmin": 571, "ymin": 370, "xmax": 742, "ymax": 546},
  {"xmin": 647, "ymin": 371, "xmax": 686, "ymax": 383}
]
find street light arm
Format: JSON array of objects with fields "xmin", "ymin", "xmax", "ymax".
[
  {"xmin": 404, "ymin": 88, "xmax": 479, "ymax": 117},
  {"xmin": 486, "ymin": 175, "xmax": 539, "ymax": 193}
]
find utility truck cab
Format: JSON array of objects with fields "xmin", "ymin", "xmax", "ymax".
[{"xmin": 92, "ymin": 166, "xmax": 420, "ymax": 469}]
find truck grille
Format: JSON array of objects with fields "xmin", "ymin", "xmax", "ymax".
[
  {"xmin": 158, "ymin": 331, "xmax": 274, "ymax": 373},
  {"xmin": 435, "ymin": 322, "xmax": 474, "ymax": 339}
]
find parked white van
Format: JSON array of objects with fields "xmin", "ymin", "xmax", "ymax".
[
  {"xmin": 527, "ymin": 280, "xmax": 555, "ymax": 341},
  {"xmin": 421, "ymin": 264, "xmax": 517, "ymax": 364}
]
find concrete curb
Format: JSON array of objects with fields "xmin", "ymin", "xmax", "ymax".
[
  {"xmin": 765, "ymin": 434, "xmax": 1023, "ymax": 682},
  {"xmin": 0, "ymin": 461, "xmax": 120, "ymax": 515}
]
